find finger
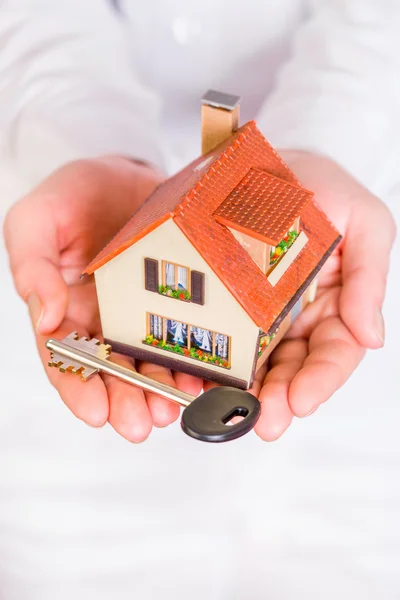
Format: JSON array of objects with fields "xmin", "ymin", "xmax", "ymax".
[
  {"xmin": 340, "ymin": 197, "xmax": 396, "ymax": 348},
  {"xmin": 64, "ymin": 282, "xmax": 101, "ymax": 335},
  {"xmin": 248, "ymin": 361, "xmax": 268, "ymax": 398},
  {"xmin": 199, "ymin": 368, "xmax": 266, "ymax": 428},
  {"xmin": 173, "ymin": 372, "xmax": 204, "ymax": 397},
  {"xmin": 289, "ymin": 316, "xmax": 365, "ymax": 417},
  {"xmin": 136, "ymin": 362, "xmax": 181, "ymax": 427},
  {"xmin": 35, "ymin": 320, "xmax": 109, "ymax": 427},
  {"xmin": 286, "ymin": 285, "xmax": 340, "ymax": 340},
  {"xmin": 201, "ymin": 362, "xmax": 267, "ymax": 397},
  {"xmin": 4, "ymin": 199, "xmax": 68, "ymax": 334},
  {"xmin": 254, "ymin": 339, "xmax": 308, "ymax": 441},
  {"xmin": 104, "ymin": 354, "xmax": 153, "ymax": 443}
]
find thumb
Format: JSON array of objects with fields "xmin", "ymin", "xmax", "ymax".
[
  {"xmin": 340, "ymin": 196, "xmax": 396, "ymax": 348},
  {"xmin": 4, "ymin": 200, "xmax": 69, "ymax": 334}
]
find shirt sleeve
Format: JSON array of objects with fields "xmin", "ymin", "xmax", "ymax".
[
  {"xmin": 257, "ymin": 0, "xmax": 400, "ymax": 195},
  {"xmin": 0, "ymin": 0, "xmax": 164, "ymax": 199}
]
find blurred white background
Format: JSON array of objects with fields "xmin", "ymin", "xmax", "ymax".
[
  {"xmin": 0, "ymin": 0, "xmax": 400, "ymax": 598},
  {"xmin": 1, "ymin": 182, "xmax": 399, "ymax": 600}
]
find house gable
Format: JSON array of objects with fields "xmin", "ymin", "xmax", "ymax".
[{"xmin": 94, "ymin": 219, "xmax": 259, "ymax": 384}]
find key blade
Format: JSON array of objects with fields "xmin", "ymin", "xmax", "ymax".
[{"xmin": 46, "ymin": 333, "xmax": 195, "ymax": 406}]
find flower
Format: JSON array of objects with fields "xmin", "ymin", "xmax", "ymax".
[{"xmin": 142, "ymin": 340, "xmax": 229, "ymax": 368}]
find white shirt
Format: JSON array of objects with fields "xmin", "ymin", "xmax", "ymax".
[
  {"xmin": 0, "ymin": 0, "xmax": 400, "ymax": 206},
  {"xmin": 0, "ymin": 2, "xmax": 399, "ymax": 599}
]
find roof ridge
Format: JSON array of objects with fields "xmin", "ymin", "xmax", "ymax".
[
  {"xmin": 175, "ymin": 122, "xmax": 256, "ymax": 215},
  {"xmin": 199, "ymin": 121, "xmax": 254, "ymax": 181},
  {"xmin": 250, "ymin": 167, "xmax": 315, "ymax": 197}
]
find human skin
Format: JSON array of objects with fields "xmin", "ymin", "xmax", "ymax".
[{"xmin": 3, "ymin": 153, "xmax": 396, "ymax": 442}]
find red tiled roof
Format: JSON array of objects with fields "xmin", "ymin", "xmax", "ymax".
[
  {"xmin": 85, "ymin": 121, "xmax": 340, "ymax": 332},
  {"xmin": 214, "ymin": 168, "xmax": 313, "ymax": 246},
  {"xmin": 84, "ymin": 121, "xmax": 298, "ymax": 275}
]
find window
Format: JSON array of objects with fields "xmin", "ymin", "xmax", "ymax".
[
  {"xmin": 166, "ymin": 319, "xmax": 188, "ymax": 347},
  {"xmin": 144, "ymin": 259, "xmax": 205, "ymax": 304},
  {"xmin": 163, "ymin": 261, "xmax": 189, "ymax": 291},
  {"xmin": 191, "ymin": 327, "xmax": 212, "ymax": 354},
  {"xmin": 149, "ymin": 314, "xmax": 163, "ymax": 340},
  {"xmin": 160, "ymin": 261, "xmax": 191, "ymax": 300},
  {"xmin": 270, "ymin": 230, "xmax": 299, "ymax": 267},
  {"xmin": 258, "ymin": 334, "xmax": 275, "ymax": 358},
  {"xmin": 267, "ymin": 231, "xmax": 308, "ymax": 286},
  {"xmin": 144, "ymin": 314, "xmax": 230, "ymax": 369},
  {"xmin": 215, "ymin": 333, "xmax": 229, "ymax": 360}
]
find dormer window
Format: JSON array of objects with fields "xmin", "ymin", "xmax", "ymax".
[
  {"xmin": 269, "ymin": 218, "xmax": 300, "ymax": 268},
  {"xmin": 214, "ymin": 169, "xmax": 310, "ymax": 277},
  {"xmin": 269, "ymin": 230, "xmax": 299, "ymax": 266}
]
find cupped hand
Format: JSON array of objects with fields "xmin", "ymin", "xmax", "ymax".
[
  {"xmin": 4, "ymin": 157, "xmax": 203, "ymax": 442},
  {"xmin": 4, "ymin": 152, "xmax": 396, "ymax": 445},
  {"xmin": 238, "ymin": 151, "xmax": 395, "ymax": 441}
]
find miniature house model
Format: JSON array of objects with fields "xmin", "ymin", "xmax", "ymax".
[{"xmin": 84, "ymin": 91, "xmax": 341, "ymax": 390}]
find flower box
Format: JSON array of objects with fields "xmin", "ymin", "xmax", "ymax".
[
  {"xmin": 143, "ymin": 336, "xmax": 230, "ymax": 369},
  {"xmin": 270, "ymin": 231, "xmax": 299, "ymax": 266},
  {"xmin": 158, "ymin": 285, "xmax": 191, "ymax": 302}
]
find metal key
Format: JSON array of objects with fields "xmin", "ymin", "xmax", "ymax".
[{"xmin": 46, "ymin": 332, "xmax": 260, "ymax": 443}]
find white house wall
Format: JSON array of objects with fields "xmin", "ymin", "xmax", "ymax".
[{"xmin": 94, "ymin": 219, "xmax": 260, "ymax": 383}]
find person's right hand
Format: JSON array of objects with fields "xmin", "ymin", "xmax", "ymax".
[{"xmin": 4, "ymin": 157, "xmax": 204, "ymax": 441}]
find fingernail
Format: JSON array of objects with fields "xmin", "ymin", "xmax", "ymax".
[
  {"xmin": 300, "ymin": 405, "xmax": 318, "ymax": 418},
  {"xmin": 374, "ymin": 309, "xmax": 385, "ymax": 345},
  {"xmin": 27, "ymin": 292, "xmax": 44, "ymax": 332}
]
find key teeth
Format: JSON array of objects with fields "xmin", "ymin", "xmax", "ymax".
[
  {"xmin": 48, "ymin": 353, "xmax": 64, "ymax": 369},
  {"xmin": 59, "ymin": 362, "xmax": 80, "ymax": 374},
  {"xmin": 61, "ymin": 331, "xmax": 111, "ymax": 360},
  {"xmin": 49, "ymin": 359, "xmax": 96, "ymax": 380},
  {"xmin": 48, "ymin": 359, "xmax": 62, "ymax": 368},
  {"xmin": 81, "ymin": 367, "xmax": 99, "ymax": 381},
  {"xmin": 49, "ymin": 331, "xmax": 110, "ymax": 377},
  {"xmin": 65, "ymin": 331, "xmax": 79, "ymax": 341},
  {"xmin": 86, "ymin": 338, "xmax": 100, "ymax": 347}
]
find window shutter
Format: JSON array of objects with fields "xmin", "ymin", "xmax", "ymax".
[
  {"xmin": 191, "ymin": 270, "xmax": 205, "ymax": 305},
  {"xmin": 144, "ymin": 258, "xmax": 159, "ymax": 292}
]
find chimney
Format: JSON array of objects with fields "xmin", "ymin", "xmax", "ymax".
[{"xmin": 201, "ymin": 89, "xmax": 240, "ymax": 155}]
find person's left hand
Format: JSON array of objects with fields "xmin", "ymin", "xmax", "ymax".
[{"xmin": 176, "ymin": 151, "xmax": 396, "ymax": 441}]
